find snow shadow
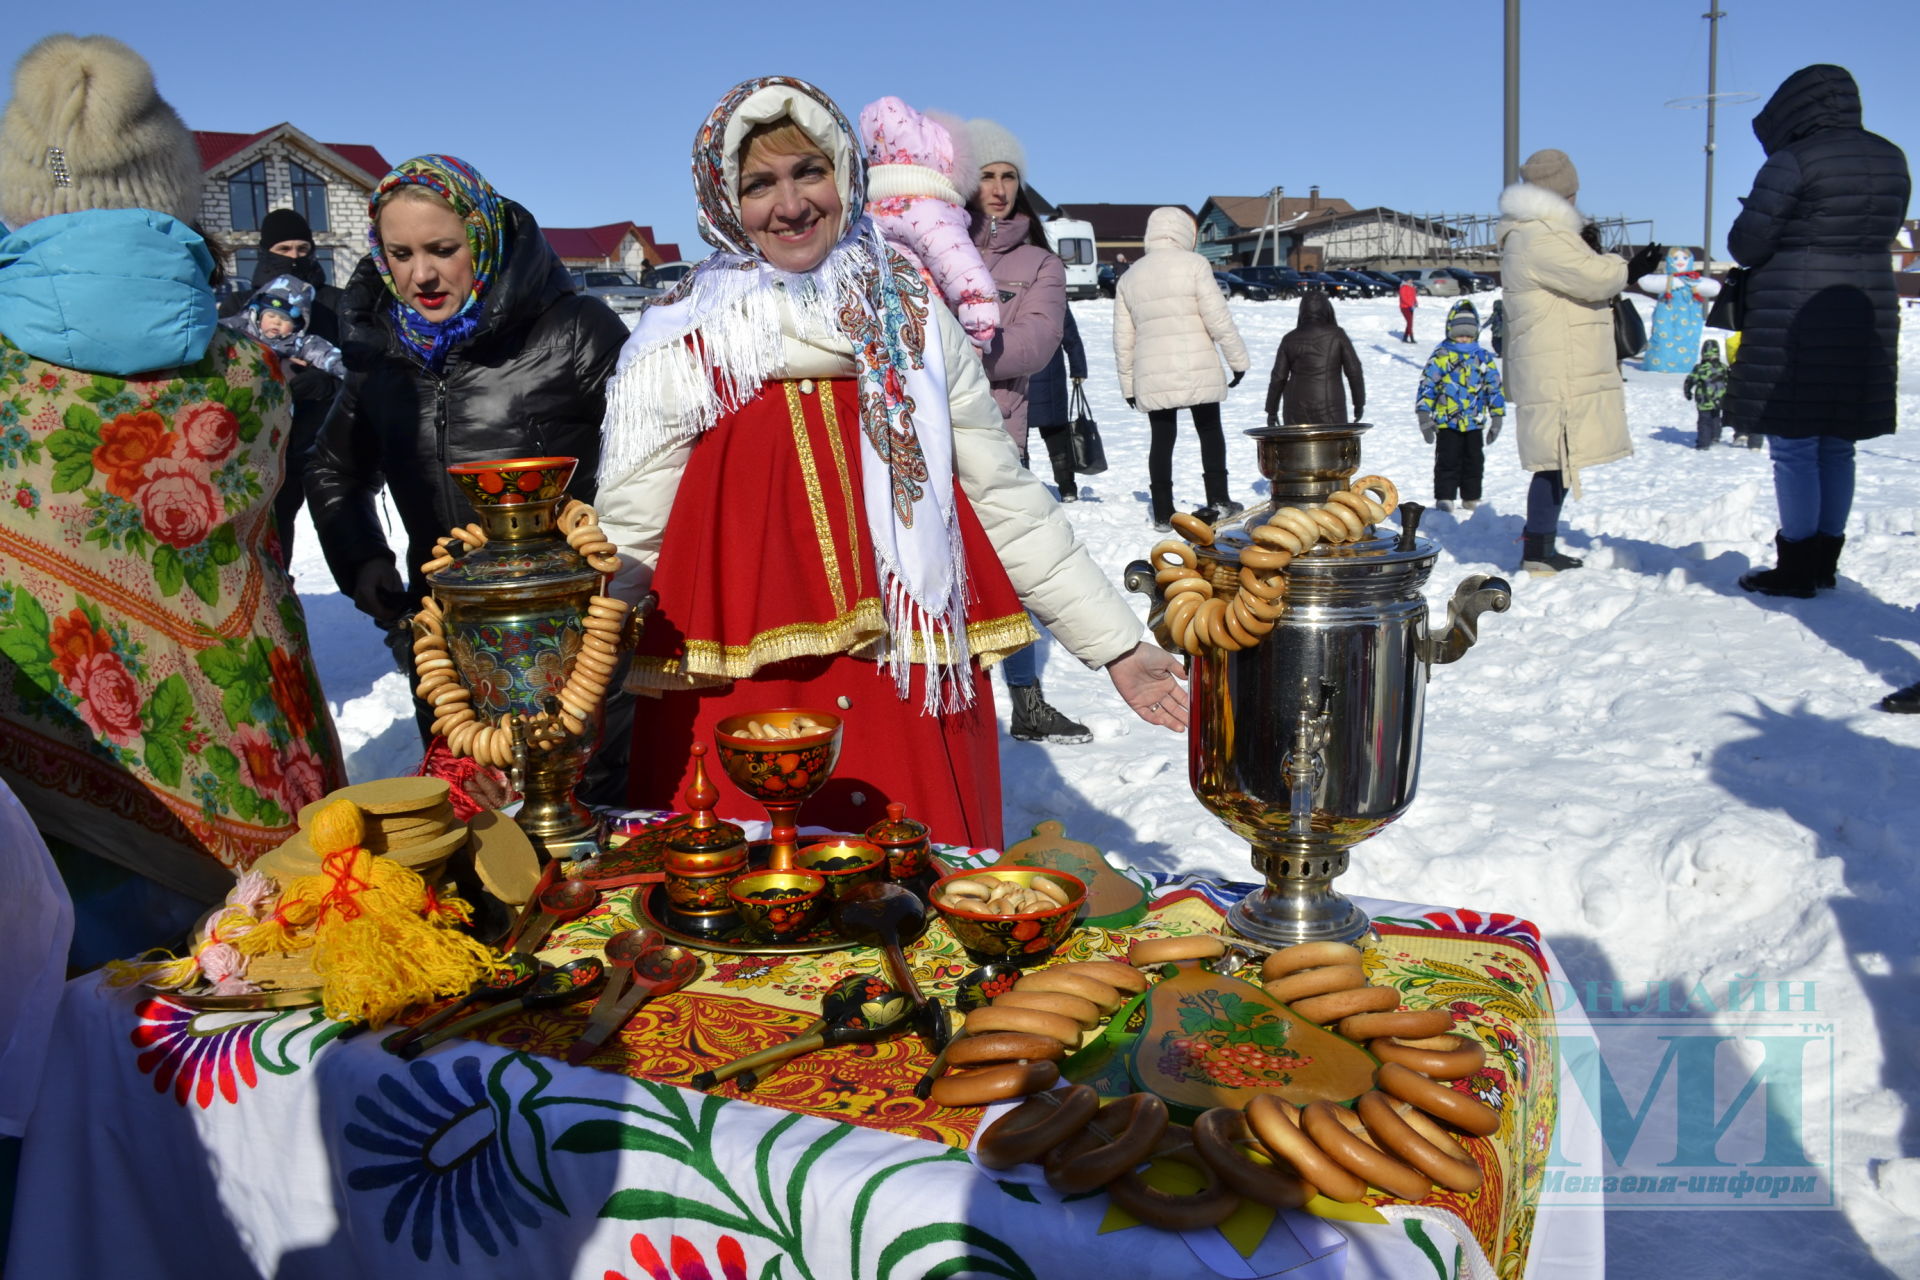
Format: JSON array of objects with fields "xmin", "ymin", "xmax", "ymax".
[
  {"xmin": 1711, "ymin": 700, "xmax": 1920, "ymax": 1166},
  {"xmin": 299, "ymin": 589, "xmax": 395, "ymax": 708},
  {"xmin": 996, "ymin": 734, "xmax": 1178, "ymax": 873},
  {"xmin": 1646, "ymin": 426, "xmax": 1703, "ymax": 449},
  {"xmin": 1367, "ymin": 342, "xmax": 1425, "ymax": 370}
]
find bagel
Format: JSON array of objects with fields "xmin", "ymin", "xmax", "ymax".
[
  {"xmin": 1107, "ymin": 1144, "xmax": 1240, "ymax": 1230},
  {"xmin": 1245, "ymin": 1094, "xmax": 1359, "ymax": 1202},
  {"xmin": 994, "ymin": 990, "xmax": 1103, "ymax": 1029},
  {"xmin": 928, "ymin": 1060, "xmax": 1059, "ymax": 1109},
  {"xmin": 1349, "ymin": 475, "xmax": 1400, "ymax": 510},
  {"xmin": 1195, "ymin": 597, "xmax": 1235, "ymax": 650},
  {"xmin": 1238, "ymin": 565, "xmax": 1288, "ymax": 600},
  {"xmin": 1193, "ymin": 1107, "xmax": 1313, "ymax": 1209},
  {"xmin": 1220, "ymin": 602, "xmax": 1261, "ymax": 649},
  {"xmin": 1043, "ymin": 1093, "xmax": 1170, "ymax": 1195},
  {"xmin": 976, "ymin": 1084, "xmax": 1100, "ymax": 1170},
  {"xmin": 1259, "ymin": 941, "xmax": 1364, "ymax": 982},
  {"xmin": 1229, "ymin": 595, "xmax": 1277, "ymax": 638},
  {"xmin": 1324, "ymin": 488, "xmax": 1381, "ymax": 525},
  {"xmin": 1303, "ymin": 1100, "xmax": 1431, "ymax": 1202},
  {"xmin": 1263, "ymin": 963, "xmax": 1368, "ymax": 1005},
  {"xmin": 1237, "ymin": 544, "xmax": 1292, "ymax": 572},
  {"xmin": 1163, "ymin": 594, "xmax": 1202, "ymax": 650},
  {"xmin": 1169, "ymin": 512, "xmax": 1216, "ymax": 546},
  {"xmin": 1369, "ymin": 1033, "xmax": 1486, "ymax": 1081},
  {"xmin": 963, "ymin": 1005, "xmax": 1082, "ymax": 1047},
  {"xmin": 1356, "ymin": 1090, "xmax": 1483, "ymax": 1193},
  {"xmin": 1270, "ymin": 507, "xmax": 1322, "ymax": 542},
  {"xmin": 1337, "ymin": 1008, "xmax": 1455, "ymax": 1042},
  {"xmin": 1238, "ymin": 587, "xmax": 1288, "ymax": 621},
  {"xmin": 1161, "ymin": 574, "xmax": 1213, "ymax": 601},
  {"xmin": 1251, "ymin": 522, "xmax": 1308, "ymax": 554},
  {"xmin": 1015, "ymin": 969, "xmax": 1123, "ymax": 1012},
  {"xmin": 1307, "ymin": 506, "xmax": 1353, "ymax": 543},
  {"xmin": 1050, "ymin": 961, "xmax": 1150, "ymax": 994},
  {"xmin": 1151, "ymin": 540, "xmax": 1199, "ymax": 571},
  {"xmin": 1376, "ymin": 1061, "xmax": 1500, "ymax": 1137},
  {"xmin": 1319, "ymin": 500, "xmax": 1367, "ymax": 542},
  {"xmin": 1291, "ymin": 984, "xmax": 1399, "ymax": 1024},
  {"xmin": 946, "ymin": 1032, "xmax": 1069, "ymax": 1068},
  {"xmin": 1130, "ymin": 935, "xmax": 1226, "ymax": 966}
]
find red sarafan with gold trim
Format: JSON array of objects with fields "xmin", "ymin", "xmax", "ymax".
[{"xmin": 446, "ymin": 456, "xmax": 576, "ymax": 508}]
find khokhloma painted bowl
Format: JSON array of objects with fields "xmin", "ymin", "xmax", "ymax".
[{"xmin": 929, "ymin": 867, "xmax": 1087, "ymax": 960}]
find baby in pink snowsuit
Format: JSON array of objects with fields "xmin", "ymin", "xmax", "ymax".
[{"xmin": 858, "ymin": 96, "xmax": 1000, "ymax": 349}]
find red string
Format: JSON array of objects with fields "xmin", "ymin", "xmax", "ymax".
[{"xmin": 317, "ymin": 849, "xmax": 371, "ymax": 922}]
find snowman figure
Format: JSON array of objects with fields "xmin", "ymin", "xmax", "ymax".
[{"xmin": 1638, "ymin": 246, "xmax": 1721, "ymax": 373}]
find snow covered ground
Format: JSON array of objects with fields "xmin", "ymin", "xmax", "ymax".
[{"xmin": 291, "ymin": 291, "xmax": 1920, "ymax": 1277}]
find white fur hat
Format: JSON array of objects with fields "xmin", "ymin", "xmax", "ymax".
[
  {"xmin": 0, "ymin": 34, "xmax": 202, "ymax": 228},
  {"xmin": 964, "ymin": 117, "xmax": 1027, "ymax": 182}
]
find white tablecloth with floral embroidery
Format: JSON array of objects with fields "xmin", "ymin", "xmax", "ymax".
[{"xmin": 3, "ymin": 884, "xmax": 1602, "ymax": 1280}]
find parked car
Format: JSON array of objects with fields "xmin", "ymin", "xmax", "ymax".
[
  {"xmin": 1434, "ymin": 267, "xmax": 1487, "ymax": 294},
  {"xmin": 1300, "ymin": 271, "xmax": 1365, "ymax": 300},
  {"xmin": 1349, "ymin": 268, "xmax": 1404, "ymax": 294},
  {"xmin": 569, "ymin": 268, "xmax": 661, "ymax": 312},
  {"xmin": 1232, "ymin": 265, "xmax": 1305, "ymax": 298},
  {"xmin": 1327, "ymin": 269, "xmax": 1391, "ymax": 298},
  {"xmin": 1393, "ymin": 268, "xmax": 1460, "ymax": 296},
  {"xmin": 1471, "ymin": 272, "xmax": 1500, "ymax": 292},
  {"xmin": 1213, "ymin": 271, "xmax": 1277, "ymax": 301},
  {"xmin": 648, "ymin": 260, "xmax": 696, "ymax": 287}
]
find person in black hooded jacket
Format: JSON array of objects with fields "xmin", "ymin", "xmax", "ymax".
[
  {"xmin": 1264, "ymin": 291, "xmax": 1365, "ymax": 427},
  {"xmin": 1728, "ymin": 65, "xmax": 1909, "ymax": 599},
  {"xmin": 221, "ymin": 207, "xmax": 347, "ymax": 564},
  {"xmin": 303, "ymin": 155, "xmax": 630, "ymax": 778}
]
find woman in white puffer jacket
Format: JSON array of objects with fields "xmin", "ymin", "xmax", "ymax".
[{"xmin": 1114, "ymin": 206, "xmax": 1249, "ymax": 530}]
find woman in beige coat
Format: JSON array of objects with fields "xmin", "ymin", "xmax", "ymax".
[
  {"xmin": 1114, "ymin": 207, "xmax": 1249, "ymax": 531},
  {"xmin": 1496, "ymin": 150, "xmax": 1629, "ymax": 574}
]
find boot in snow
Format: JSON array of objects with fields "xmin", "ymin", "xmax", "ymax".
[
  {"xmin": 1009, "ymin": 683, "xmax": 1092, "ymax": 745},
  {"xmin": 1808, "ymin": 533, "xmax": 1844, "ymax": 590},
  {"xmin": 1521, "ymin": 532, "xmax": 1584, "ymax": 575},
  {"xmin": 1881, "ymin": 681, "xmax": 1920, "ymax": 714},
  {"xmin": 1738, "ymin": 533, "xmax": 1817, "ymax": 599},
  {"xmin": 1194, "ymin": 498, "xmax": 1245, "ymax": 525}
]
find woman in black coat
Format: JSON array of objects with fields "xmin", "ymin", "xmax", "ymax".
[
  {"xmin": 306, "ymin": 157, "xmax": 629, "ymax": 637},
  {"xmin": 1264, "ymin": 291, "xmax": 1365, "ymax": 426},
  {"xmin": 304, "ymin": 155, "xmax": 630, "ymax": 781},
  {"xmin": 1729, "ymin": 65, "xmax": 1910, "ymax": 599},
  {"xmin": 1025, "ymin": 307, "xmax": 1087, "ymax": 500}
]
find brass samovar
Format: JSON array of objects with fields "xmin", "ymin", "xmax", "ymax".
[{"xmin": 1130, "ymin": 423, "xmax": 1510, "ymax": 946}]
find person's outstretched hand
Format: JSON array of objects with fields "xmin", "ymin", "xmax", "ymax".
[
  {"xmin": 1107, "ymin": 641, "xmax": 1189, "ymax": 732},
  {"xmin": 1626, "ymin": 241, "xmax": 1665, "ymax": 282}
]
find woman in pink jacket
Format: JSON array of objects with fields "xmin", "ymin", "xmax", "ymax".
[{"xmin": 962, "ymin": 117, "xmax": 1085, "ymax": 745}]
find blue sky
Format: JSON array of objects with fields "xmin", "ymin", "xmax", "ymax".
[{"xmin": 5, "ymin": 1, "xmax": 1912, "ymax": 260}]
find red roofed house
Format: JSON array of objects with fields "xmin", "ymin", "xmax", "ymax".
[
  {"xmin": 193, "ymin": 124, "xmax": 393, "ymax": 286},
  {"xmin": 542, "ymin": 222, "xmax": 682, "ymax": 278}
]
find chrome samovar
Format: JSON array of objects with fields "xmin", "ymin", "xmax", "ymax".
[{"xmin": 1129, "ymin": 423, "xmax": 1510, "ymax": 946}]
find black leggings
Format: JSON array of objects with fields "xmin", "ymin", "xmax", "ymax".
[
  {"xmin": 1031, "ymin": 420, "xmax": 1077, "ymax": 496},
  {"xmin": 1524, "ymin": 470, "xmax": 1569, "ymax": 535},
  {"xmin": 1147, "ymin": 402, "xmax": 1228, "ymax": 522}
]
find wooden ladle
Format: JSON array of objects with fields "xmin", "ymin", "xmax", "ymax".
[
  {"xmin": 834, "ymin": 883, "xmax": 952, "ymax": 1052},
  {"xmin": 690, "ymin": 972, "xmax": 913, "ymax": 1092}
]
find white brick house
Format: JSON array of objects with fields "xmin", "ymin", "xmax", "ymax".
[{"xmin": 193, "ymin": 124, "xmax": 392, "ymax": 286}]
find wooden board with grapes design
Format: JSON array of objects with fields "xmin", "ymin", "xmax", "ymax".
[{"xmin": 1064, "ymin": 963, "xmax": 1378, "ymax": 1121}]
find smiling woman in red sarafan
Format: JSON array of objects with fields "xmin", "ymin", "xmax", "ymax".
[{"xmin": 593, "ymin": 76, "xmax": 1190, "ymax": 849}]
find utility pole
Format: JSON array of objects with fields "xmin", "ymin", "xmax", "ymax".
[
  {"xmin": 1503, "ymin": 0, "xmax": 1520, "ymax": 187},
  {"xmin": 1703, "ymin": 5, "xmax": 1724, "ymax": 266}
]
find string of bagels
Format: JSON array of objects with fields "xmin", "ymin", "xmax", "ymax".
[
  {"xmin": 1151, "ymin": 475, "xmax": 1400, "ymax": 652},
  {"xmin": 409, "ymin": 499, "xmax": 631, "ymax": 769},
  {"xmin": 937, "ymin": 934, "xmax": 1499, "ymax": 1231}
]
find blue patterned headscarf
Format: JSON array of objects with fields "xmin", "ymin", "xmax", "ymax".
[{"xmin": 367, "ymin": 154, "xmax": 505, "ymax": 369}]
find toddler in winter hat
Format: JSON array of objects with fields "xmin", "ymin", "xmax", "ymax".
[
  {"xmin": 0, "ymin": 34, "xmax": 202, "ymax": 228},
  {"xmin": 222, "ymin": 275, "xmax": 346, "ymax": 376},
  {"xmin": 1446, "ymin": 300, "xmax": 1480, "ymax": 341},
  {"xmin": 858, "ymin": 96, "xmax": 1000, "ymax": 348}
]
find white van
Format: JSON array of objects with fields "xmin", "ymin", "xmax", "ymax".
[{"xmin": 1043, "ymin": 218, "xmax": 1099, "ymax": 300}]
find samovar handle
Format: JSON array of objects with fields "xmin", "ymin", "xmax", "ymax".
[{"xmin": 1423, "ymin": 575, "xmax": 1512, "ymax": 667}]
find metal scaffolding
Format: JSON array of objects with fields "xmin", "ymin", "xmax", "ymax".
[{"xmin": 1315, "ymin": 209, "xmax": 1653, "ymax": 268}]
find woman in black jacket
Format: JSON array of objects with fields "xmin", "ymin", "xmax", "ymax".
[
  {"xmin": 304, "ymin": 155, "xmax": 630, "ymax": 773},
  {"xmin": 1025, "ymin": 307, "xmax": 1087, "ymax": 501},
  {"xmin": 1264, "ymin": 291, "xmax": 1365, "ymax": 427},
  {"xmin": 307, "ymin": 155, "xmax": 628, "ymax": 635},
  {"xmin": 1728, "ymin": 65, "xmax": 1909, "ymax": 599}
]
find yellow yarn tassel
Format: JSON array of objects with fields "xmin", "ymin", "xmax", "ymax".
[
  {"xmin": 240, "ymin": 800, "xmax": 491, "ymax": 1026},
  {"xmin": 104, "ymin": 952, "xmax": 202, "ymax": 990}
]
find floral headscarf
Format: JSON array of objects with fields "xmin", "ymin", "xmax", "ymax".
[
  {"xmin": 367, "ymin": 154, "xmax": 505, "ymax": 369},
  {"xmin": 602, "ymin": 76, "xmax": 972, "ymax": 712}
]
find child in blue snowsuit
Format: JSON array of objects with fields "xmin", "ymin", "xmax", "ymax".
[{"xmin": 1417, "ymin": 299, "xmax": 1506, "ymax": 511}]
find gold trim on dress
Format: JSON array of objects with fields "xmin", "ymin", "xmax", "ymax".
[
  {"xmin": 815, "ymin": 382, "xmax": 867, "ymax": 600},
  {"xmin": 783, "ymin": 380, "xmax": 846, "ymax": 614}
]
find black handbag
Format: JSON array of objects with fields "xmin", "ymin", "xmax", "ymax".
[
  {"xmin": 1068, "ymin": 382, "xmax": 1108, "ymax": 475},
  {"xmin": 1613, "ymin": 295, "xmax": 1648, "ymax": 360},
  {"xmin": 1705, "ymin": 267, "xmax": 1747, "ymax": 331}
]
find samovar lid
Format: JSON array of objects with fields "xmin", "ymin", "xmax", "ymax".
[{"xmin": 426, "ymin": 542, "xmax": 600, "ymax": 593}]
